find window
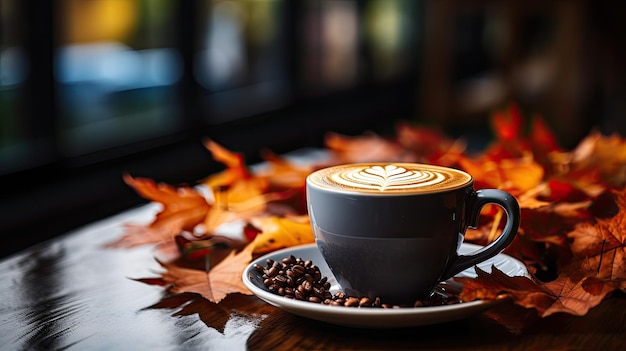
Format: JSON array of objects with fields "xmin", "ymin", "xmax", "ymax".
[
  {"xmin": 55, "ymin": 0, "xmax": 183, "ymax": 158},
  {"xmin": 195, "ymin": 0, "xmax": 291, "ymax": 124},
  {"xmin": 0, "ymin": 0, "xmax": 423, "ymax": 257}
]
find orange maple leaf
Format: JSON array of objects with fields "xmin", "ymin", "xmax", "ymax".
[
  {"xmin": 202, "ymin": 139, "xmax": 253, "ymax": 188},
  {"xmin": 200, "ymin": 182, "xmax": 296, "ymax": 238},
  {"xmin": 108, "ymin": 175, "xmax": 211, "ymax": 247},
  {"xmin": 549, "ymin": 131, "xmax": 626, "ymax": 191},
  {"xmin": 257, "ymin": 150, "xmax": 317, "ymax": 190},
  {"xmin": 458, "ymin": 188, "xmax": 626, "ymax": 317},
  {"xmin": 567, "ymin": 188, "xmax": 626, "ymax": 290},
  {"xmin": 154, "ymin": 242, "xmax": 255, "ymax": 303},
  {"xmin": 456, "ymin": 266, "xmax": 614, "ymax": 317},
  {"xmin": 205, "ymin": 242, "xmax": 255, "ymax": 302},
  {"xmin": 458, "ymin": 152, "xmax": 544, "ymax": 194},
  {"xmin": 324, "ymin": 131, "xmax": 417, "ymax": 163}
]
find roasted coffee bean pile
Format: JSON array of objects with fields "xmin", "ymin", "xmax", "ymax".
[{"xmin": 254, "ymin": 255, "xmax": 462, "ymax": 308}]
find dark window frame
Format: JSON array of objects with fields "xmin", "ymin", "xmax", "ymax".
[{"xmin": 0, "ymin": 0, "xmax": 423, "ymax": 257}]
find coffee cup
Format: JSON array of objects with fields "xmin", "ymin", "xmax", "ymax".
[{"xmin": 305, "ymin": 163, "xmax": 520, "ymax": 305}]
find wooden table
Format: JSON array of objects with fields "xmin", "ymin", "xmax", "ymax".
[{"xmin": 1, "ymin": 203, "xmax": 624, "ymax": 350}]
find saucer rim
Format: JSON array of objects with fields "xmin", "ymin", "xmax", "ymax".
[{"xmin": 243, "ymin": 243, "xmax": 528, "ymax": 328}]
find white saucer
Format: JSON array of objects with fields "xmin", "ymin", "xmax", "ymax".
[{"xmin": 243, "ymin": 243, "xmax": 528, "ymax": 328}]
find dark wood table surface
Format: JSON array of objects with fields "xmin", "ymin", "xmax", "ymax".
[{"xmin": 1, "ymin": 203, "xmax": 625, "ymax": 351}]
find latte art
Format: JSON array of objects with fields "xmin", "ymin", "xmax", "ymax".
[
  {"xmin": 308, "ymin": 163, "xmax": 472, "ymax": 194},
  {"xmin": 332, "ymin": 165, "xmax": 446, "ymax": 191}
]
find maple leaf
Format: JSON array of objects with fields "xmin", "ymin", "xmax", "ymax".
[
  {"xmin": 482, "ymin": 104, "xmax": 535, "ymax": 161},
  {"xmin": 492, "ymin": 103, "xmax": 524, "ymax": 143},
  {"xmin": 108, "ymin": 175, "xmax": 211, "ymax": 248},
  {"xmin": 205, "ymin": 242, "xmax": 256, "ymax": 302},
  {"xmin": 324, "ymin": 131, "xmax": 417, "ymax": 163},
  {"xmin": 538, "ymin": 179, "xmax": 590, "ymax": 203},
  {"xmin": 567, "ymin": 188, "xmax": 626, "ymax": 291},
  {"xmin": 117, "ymin": 105, "xmax": 626, "ymax": 319},
  {"xmin": 395, "ymin": 122, "xmax": 466, "ymax": 165},
  {"xmin": 535, "ymin": 277, "xmax": 615, "ymax": 317},
  {"xmin": 459, "ymin": 188, "xmax": 626, "ymax": 318},
  {"xmin": 257, "ymin": 149, "xmax": 317, "ymax": 189},
  {"xmin": 520, "ymin": 206, "xmax": 581, "ymax": 246},
  {"xmin": 202, "ymin": 139, "xmax": 253, "ymax": 188},
  {"xmin": 174, "ymin": 234, "xmax": 246, "ymax": 262},
  {"xmin": 549, "ymin": 131, "xmax": 626, "ymax": 191},
  {"xmin": 248, "ymin": 215, "xmax": 315, "ymax": 254},
  {"xmin": 525, "ymin": 115, "xmax": 563, "ymax": 174},
  {"xmin": 529, "ymin": 115, "xmax": 561, "ymax": 156},
  {"xmin": 457, "ymin": 152, "xmax": 544, "ymax": 194},
  {"xmin": 151, "ymin": 242, "xmax": 256, "ymax": 303},
  {"xmin": 200, "ymin": 183, "xmax": 295, "ymax": 238},
  {"xmin": 456, "ymin": 266, "xmax": 615, "ymax": 317},
  {"xmin": 154, "ymin": 260, "xmax": 213, "ymax": 296}
]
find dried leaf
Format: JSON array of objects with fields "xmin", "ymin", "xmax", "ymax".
[
  {"xmin": 108, "ymin": 175, "xmax": 210, "ymax": 247},
  {"xmin": 258, "ymin": 150, "xmax": 316, "ymax": 189},
  {"xmin": 456, "ymin": 266, "xmax": 613, "ymax": 317},
  {"xmin": 458, "ymin": 153, "xmax": 544, "ymax": 194},
  {"xmin": 205, "ymin": 242, "xmax": 256, "ymax": 302},
  {"xmin": 158, "ymin": 260, "xmax": 214, "ymax": 297},
  {"xmin": 395, "ymin": 122, "xmax": 466, "ymax": 165},
  {"xmin": 324, "ymin": 131, "xmax": 416, "ymax": 163},
  {"xmin": 202, "ymin": 139, "xmax": 253, "ymax": 189},
  {"xmin": 249, "ymin": 215, "xmax": 315, "ymax": 254},
  {"xmin": 118, "ymin": 104, "xmax": 626, "ymax": 314},
  {"xmin": 147, "ymin": 242, "xmax": 256, "ymax": 303},
  {"xmin": 550, "ymin": 131, "xmax": 626, "ymax": 189},
  {"xmin": 567, "ymin": 188, "xmax": 626, "ymax": 290}
]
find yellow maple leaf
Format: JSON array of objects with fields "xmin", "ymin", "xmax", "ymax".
[{"xmin": 249, "ymin": 215, "xmax": 315, "ymax": 254}]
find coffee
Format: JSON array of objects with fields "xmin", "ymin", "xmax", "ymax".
[
  {"xmin": 307, "ymin": 163, "xmax": 472, "ymax": 194},
  {"xmin": 306, "ymin": 162, "xmax": 520, "ymax": 304}
]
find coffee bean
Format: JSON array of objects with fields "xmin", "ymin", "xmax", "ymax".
[
  {"xmin": 312, "ymin": 287, "xmax": 325, "ymax": 299},
  {"xmin": 373, "ymin": 297, "xmax": 382, "ymax": 307},
  {"xmin": 274, "ymin": 275, "xmax": 288, "ymax": 286},
  {"xmin": 308, "ymin": 296, "xmax": 321, "ymax": 303},
  {"xmin": 268, "ymin": 266, "xmax": 279, "ymax": 277},
  {"xmin": 291, "ymin": 265, "xmax": 305, "ymax": 277},
  {"xmin": 294, "ymin": 289, "xmax": 305, "ymax": 300},
  {"xmin": 344, "ymin": 297, "xmax": 360, "ymax": 307},
  {"xmin": 301, "ymin": 280, "xmax": 313, "ymax": 293},
  {"xmin": 312, "ymin": 268, "xmax": 322, "ymax": 281},
  {"xmin": 256, "ymin": 255, "xmax": 463, "ymax": 308},
  {"xmin": 359, "ymin": 297, "xmax": 372, "ymax": 307},
  {"xmin": 282, "ymin": 255, "xmax": 296, "ymax": 265}
]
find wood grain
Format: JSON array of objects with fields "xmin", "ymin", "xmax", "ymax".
[{"xmin": 0, "ymin": 206, "xmax": 624, "ymax": 350}]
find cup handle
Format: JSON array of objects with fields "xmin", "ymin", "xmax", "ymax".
[{"xmin": 441, "ymin": 189, "xmax": 520, "ymax": 280}]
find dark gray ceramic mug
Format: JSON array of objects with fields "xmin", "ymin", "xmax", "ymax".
[{"xmin": 306, "ymin": 163, "xmax": 520, "ymax": 305}]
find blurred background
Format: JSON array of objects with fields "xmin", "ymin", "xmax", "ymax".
[{"xmin": 1, "ymin": 0, "xmax": 625, "ymax": 257}]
